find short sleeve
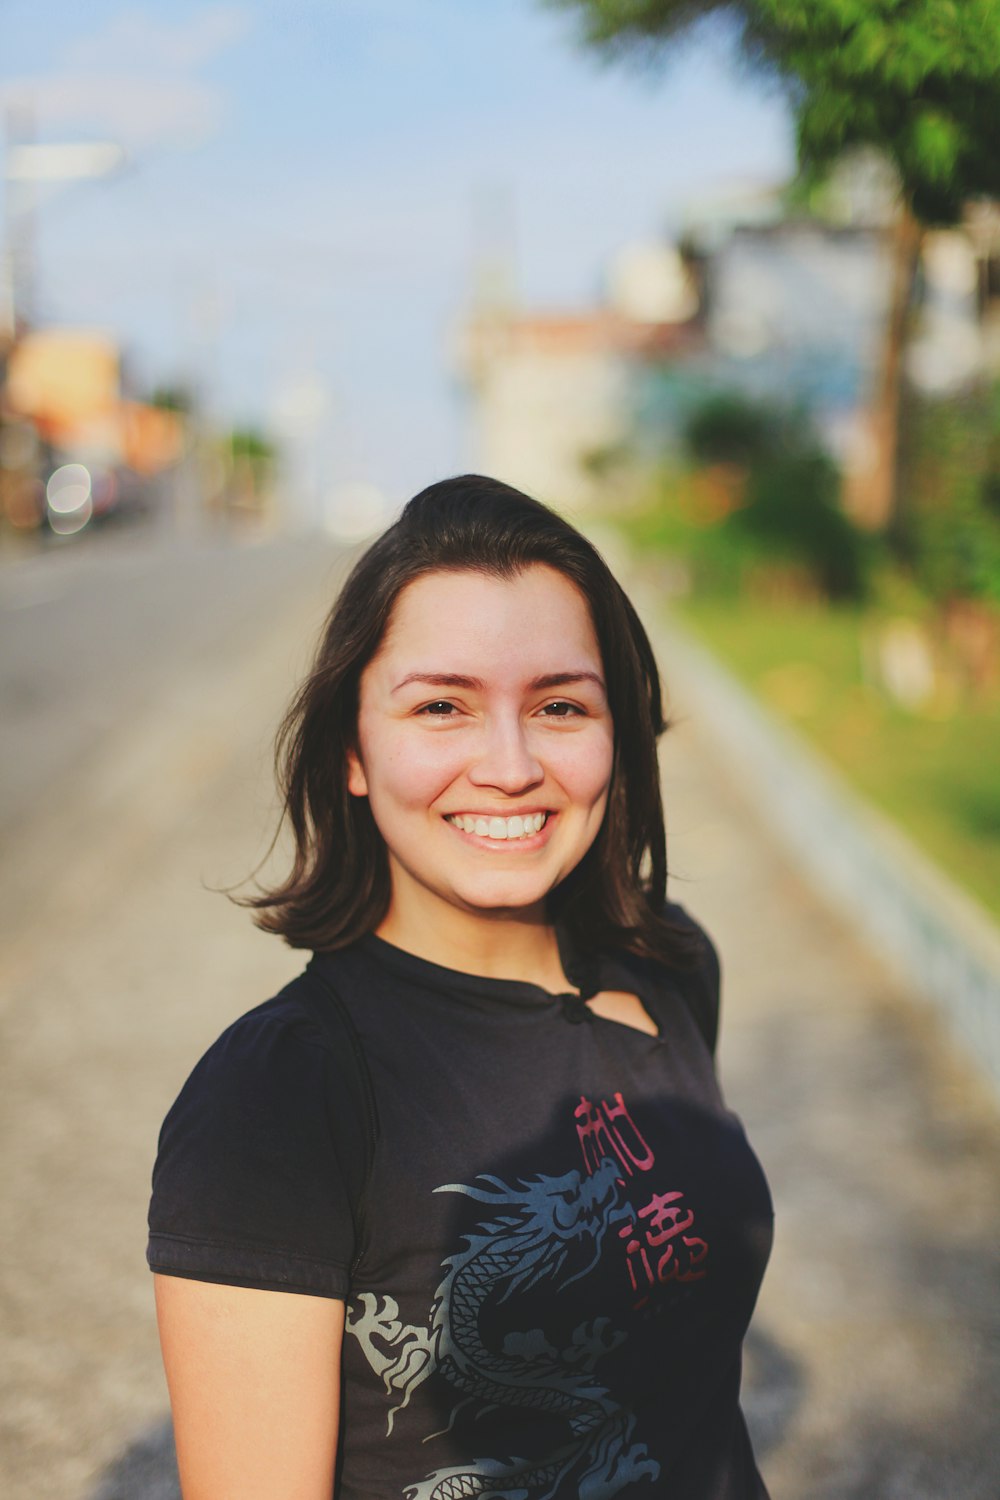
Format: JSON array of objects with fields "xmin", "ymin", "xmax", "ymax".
[{"xmin": 146, "ymin": 1005, "xmax": 355, "ymax": 1298}]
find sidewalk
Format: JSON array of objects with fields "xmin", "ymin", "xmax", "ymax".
[
  {"xmin": 657, "ymin": 622, "xmax": 1000, "ymax": 1499},
  {"xmin": 2, "ymin": 559, "xmax": 998, "ymax": 1500}
]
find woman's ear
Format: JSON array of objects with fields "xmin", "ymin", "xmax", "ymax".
[{"xmin": 346, "ymin": 745, "xmax": 368, "ymax": 798}]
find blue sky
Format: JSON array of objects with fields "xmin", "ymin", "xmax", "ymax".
[{"xmin": 1, "ymin": 0, "xmax": 794, "ymax": 513}]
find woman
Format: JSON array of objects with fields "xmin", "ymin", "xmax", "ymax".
[{"xmin": 148, "ymin": 474, "xmax": 774, "ymax": 1499}]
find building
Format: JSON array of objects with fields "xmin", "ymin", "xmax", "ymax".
[
  {"xmin": 457, "ymin": 163, "xmax": 1000, "ymax": 521},
  {"xmin": 457, "ymin": 243, "xmax": 702, "ymax": 511}
]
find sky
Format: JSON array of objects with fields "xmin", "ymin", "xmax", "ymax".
[{"xmin": 0, "ymin": 0, "xmax": 794, "ymax": 519}]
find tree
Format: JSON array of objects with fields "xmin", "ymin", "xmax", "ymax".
[
  {"xmin": 549, "ymin": 0, "xmax": 1000, "ymax": 529},
  {"xmin": 150, "ymin": 383, "xmax": 196, "ymax": 415},
  {"xmin": 683, "ymin": 392, "xmax": 869, "ymax": 600}
]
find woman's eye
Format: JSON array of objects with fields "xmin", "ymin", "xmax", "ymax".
[
  {"xmin": 540, "ymin": 700, "xmax": 583, "ymax": 717},
  {"xmin": 418, "ymin": 701, "xmax": 459, "ymax": 717}
]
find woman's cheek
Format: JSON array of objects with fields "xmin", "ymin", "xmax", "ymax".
[
  {"xmin": 387, "ymin": 729, "xmax": 468, "ymax": 803},
  {"xmin": 546, "ymin": 727, "xmax": 614, "ymax": 802}
]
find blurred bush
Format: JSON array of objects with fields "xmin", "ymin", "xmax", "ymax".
[{"xmin": 669, "ymin": 392, "xmax": 871, "ymax": 603}]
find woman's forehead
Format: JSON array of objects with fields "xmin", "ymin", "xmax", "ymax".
[{"xmin": 375, "ymin": 565, "xmax": 602, "ymax": 669}]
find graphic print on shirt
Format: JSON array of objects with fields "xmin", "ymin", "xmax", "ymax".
[
  {"xmin": 347, "ymin": 1092, "xmax": 709, "ymax": 1500},
  {"xmin": 574, "ymin": 1093, "xmax": 709, "ymax": 1309}
]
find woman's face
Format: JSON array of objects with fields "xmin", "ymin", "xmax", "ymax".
[{"xmin": 347, "ymin": 564, "xmax": 614, "ymax": 941}]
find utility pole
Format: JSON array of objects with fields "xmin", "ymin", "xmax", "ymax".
[{"xmin": 1, "ymin": 108, "xmax": 126, "ymax": 341}]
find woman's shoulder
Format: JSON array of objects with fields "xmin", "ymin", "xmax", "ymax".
[
  {"xmin": 157, "ymin": 982, "xmax": 328, "ymax": 1134},
  {"xmin": 660, "ymin": 898, "xmax": 720, "ymax": 979},
  {"xmin": 156, "ymin": 963, "xmax": 371, "ymax": 1148},
  {"xmin": 188, "ymin": 954, "xmax": 366, "ymax": 1072},
  {"xmin": 662, "ymin": 900, "xmax": 721, "ymax": 1055},
  {"xmin": 206, "ymin": 984, "xmax": 313, "ymax": 1039}
]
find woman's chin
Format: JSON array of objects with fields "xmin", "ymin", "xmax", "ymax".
[{"xmin": 445, "ymin": 875, "xmax": 556, "ymax": 918}]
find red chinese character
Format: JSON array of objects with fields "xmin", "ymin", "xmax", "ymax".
[
  {"xmin": 574, "ymin": 1093, "xmax": 655, "ymax": 1178},
  {"xmin": 638, "ymin": 1190, "xmax": 695, "ymax": 1246}
]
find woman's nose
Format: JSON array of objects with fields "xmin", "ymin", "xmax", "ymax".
[{"xmin": 467, "ymin": 719, "xmax": 543, "ymax": 793}]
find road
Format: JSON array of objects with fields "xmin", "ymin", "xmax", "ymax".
[
  {"xmin": 0, "ymin": 523, "xmax": 360, "ymax": 841},
  {"xmin": 0, "ymin": 524, "xmax": 353, "ymax": 1498},
  {"xmin": 1, "ymin": 526, "xmax": 998, "ymax": 1500}
]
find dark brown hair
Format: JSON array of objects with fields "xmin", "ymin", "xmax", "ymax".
[{"xmin": 242, "ymin": 474, "xmax": 698, "ymax": 966}]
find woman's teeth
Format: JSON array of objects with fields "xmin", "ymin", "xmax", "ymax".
[{"xmin": 446, "ymin": 812, "xmax": 547, "ymax": 841}]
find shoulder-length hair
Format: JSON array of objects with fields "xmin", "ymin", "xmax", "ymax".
[{"xmin": 241, "ymin": 474, "xmax": 699, "ymax": 967}]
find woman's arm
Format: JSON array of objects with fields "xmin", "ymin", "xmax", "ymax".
[{"xmin": 154, "ymin": 1273, "xmax": 345, "ymax": 1500}]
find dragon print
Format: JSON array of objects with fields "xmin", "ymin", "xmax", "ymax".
[{"xmin": 347, "ymin": 1154, "xmax": 661, "ymax": 1500}]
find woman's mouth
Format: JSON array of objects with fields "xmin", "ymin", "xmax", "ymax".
[{"xmin": 445, "ymin": 811, "xmax": 549, "ymax": 842}]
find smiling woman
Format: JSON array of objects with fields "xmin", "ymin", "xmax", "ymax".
[{"xmin": 147, "ymin": 475, "xmax": 774, "ymax": 1500}]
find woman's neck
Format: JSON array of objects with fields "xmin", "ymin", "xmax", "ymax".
[{"xmin": 374, "ymin": 900, "xmax": 573, "ymax": 993}]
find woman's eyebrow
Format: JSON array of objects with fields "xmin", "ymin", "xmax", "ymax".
[
  {"xmin": 391, "ymin": 672, "xmax": 482, "ymax": 694},
  {"xmin": 530, "ymin": 671, "xmax": 606, "ymax": 693},
  {"xmin": 391, "ymin": 670, "xmax": 606, "ymax": 694}
]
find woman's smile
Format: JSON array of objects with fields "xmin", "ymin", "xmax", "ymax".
[{"xmin": 444, "ymin": 809, "xmax": 552, "ymax": 843}]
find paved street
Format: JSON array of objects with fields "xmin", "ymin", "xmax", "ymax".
[{"xmin": 1, "ymin": 530, "xmax": 998, "ymax": 1500}]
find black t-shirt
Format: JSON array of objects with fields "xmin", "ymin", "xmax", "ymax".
[{"xmin": 148, "ymin": 905, "xmax": 774, "ymax": 1499}]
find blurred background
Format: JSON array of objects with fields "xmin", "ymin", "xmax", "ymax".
[{"xmin": 1, "ymin": 3, "xmax": 998, "ymax": 1498}]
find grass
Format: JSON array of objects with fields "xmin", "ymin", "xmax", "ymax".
[{"xmin": 673, "ymin": 594, "xmax": 1000, "ymax": 926}]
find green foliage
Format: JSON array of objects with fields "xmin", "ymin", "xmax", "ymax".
[
  {"xmin": 739, "ymin": 443, "xmax": 865, "ymax": 601},
  {"xmin": 550, "ymin": 0, "xmax": 1000, "ymax": 222},
  {"xmin": 897, "ymin": 381, "xmax": 1000, "ymax": 603},
  {"xmin": 685, "ymin": 392, "xmax": 774, "ymax": 467},
  {"xmin": 150, "ymin": 384, "xmax": 194, "ymax": 414},
  {"xmin": 680, "ymin": 394, "xmax": 870, "ymax": 601},
  {"xmin": 229, "ymin": 427, "xmax": 277, "ymax": 463}
]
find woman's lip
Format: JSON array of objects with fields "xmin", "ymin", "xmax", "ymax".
[
  {"xmin": 442, "ymin": 809, "xmax": 552, "ymax": 819},
  {"xmin": 443, "ymin": 811, "xmax": 557, "ymax": 847}
]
